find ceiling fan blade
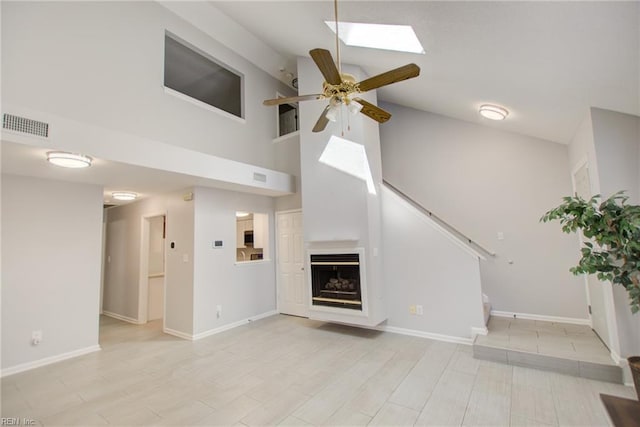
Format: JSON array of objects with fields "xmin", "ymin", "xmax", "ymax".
[
  {"xmin": 354, "ymin": 98, "xmax": 392, "ymax": 123},
  {"xmin": 357, "ymin": 64, "xmax": 420, "ymax": 92},
  {"xmin": 312, "ymin": 105, "xmax": 332, "ymax": 133},
  {"xmin": 309, "ymin": 48, "xmax": 342, "ymax": 85},
  {"xmin": 263, "ymin": 94, "xmax": 322, "ymax": 106}
]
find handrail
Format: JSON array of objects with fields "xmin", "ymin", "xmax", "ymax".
[{"xmin": 382, "ymin": 179, "xmax": 496, "ymax": 258}]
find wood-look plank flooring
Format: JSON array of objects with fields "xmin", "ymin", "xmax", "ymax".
[{"xmin": 1, "ymin": 314, "xmax": 635, "ymax": 426}]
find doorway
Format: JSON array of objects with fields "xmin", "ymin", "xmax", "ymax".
[
  {"xmin": 572, "ymin": 160, "xmax": 616, "ymax": 351},
  {"xmin": 276, "ymin": 210, "xmax": 307, "ymax": 317},
  {"xmin": 140, "ymin": 214, "xmax": 166, "ymax": 324}
]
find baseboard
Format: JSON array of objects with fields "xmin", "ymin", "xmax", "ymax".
[
  {"xmin": 102, "ymin": 310, "xmax": 144, "ymax": 325},
  {"xmin": 471, "ymin": 326, "xmax": 488, "ymax": 336},
  {"xmin": 380, "ymin": 325, "xmax": 473, "ymax": 345},
  {"xmin": 163, "ymin": 327, "xmax": 193, "ymax": 340},
  {"xmin": 193, "ymin": 310, "xmax": 278, "ymax": 340},
  {"xmin": 490, "ymin": 310, "xmax": 590, "ymax": 326},
  {"xmin": 164, "ymin": 310, "xmax": 278, "ymax": 341},
  {"xmin": 1, "ymin": 345, "xmax": 101, "ymax": 378}
]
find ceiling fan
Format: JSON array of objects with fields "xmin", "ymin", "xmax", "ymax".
[{"xmin": 262, "ymin": 0, "xmax": 420, "ymax": 133}]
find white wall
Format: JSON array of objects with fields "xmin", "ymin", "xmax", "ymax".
[
  {"xmin": 1, "ymin": 1, "xmax": 294, "ymax": 170},
  {"xmin": 592, "ymin": 108, "xmax": 640, "ymax": 202},
  {"xmin": 297, "ymin": 57, "xmax": 386, "ymax": 326},
  {"xmin": 1, "ymin": 174, "xmax": 102, "ymax": 371},
  {"xmin": 382, "ymin": 187, "xmax": 485, "ymax": 338},
  {"xmin": 379, "ymin": 102, "xmax": 588, "ymax": 319},
  {"xmin": 192, "ymin": 186, "xmax": 277, "ymax": 336},
  {"xmin": 274, "ymin": 136, "xmax": 302, "ymax": 212},
  {"xmin": 590, "ymin": 108, "xmax": 640, "ymax": 357},
  {"xmin": 164, "ymin": 190, "xmax": 196, "ymax": 336}
]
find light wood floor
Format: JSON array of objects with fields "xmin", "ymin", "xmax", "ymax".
[{"xmin": 1, "ymin": 314, "xmax": 636, "ymax": 426}]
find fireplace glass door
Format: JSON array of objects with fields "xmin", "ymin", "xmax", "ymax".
[{"xmin": 310, "ymin": 253, "xmax": 362, "ymax": 310}]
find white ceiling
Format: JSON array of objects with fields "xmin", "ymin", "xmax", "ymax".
[
  {"xmin": 1, "ymin": 141, "xmax": 262, "ymax": 206},
  {"xmin": 212, "ymin": 0, "xmax": 639, "ymax": 144},
  {"xmin": 2, "ymin": 1, "xmax": 638, "ymax": 206}
]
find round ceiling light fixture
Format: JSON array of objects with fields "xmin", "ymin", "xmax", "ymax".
[
  {"xmin": 479, "ymin": 104, "xmax": 509, "ymax": 121},
  {"xmin": 236, "ymin": 211, "xmax": 250, "ymax": 218},
  {"xmin": 46, "ymin": 151, "xmax": 92, "ymax": 168},
  {"xmin": 112, "ymin": 191, "xmax": 138, "ymax": 201}
]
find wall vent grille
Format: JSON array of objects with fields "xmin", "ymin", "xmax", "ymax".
[{"xmin": 2, "ymin": 114, "xmax": 49, "ymax": 138}]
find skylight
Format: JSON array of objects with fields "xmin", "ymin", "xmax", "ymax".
[
  {"xmin": 325, "ymin": 21, "xmax": 425, "ymax": 54},
  {"xmin": 319, "ymin": 135, "xmax": 376, "ymax": 195}
]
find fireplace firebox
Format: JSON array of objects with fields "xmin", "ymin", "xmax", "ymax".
[{"xmin": 310, "ymin": 253, "xmax": 362, "ymax": 310}]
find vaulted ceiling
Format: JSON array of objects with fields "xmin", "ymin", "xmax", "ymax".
[{"xmin": 211, "ymin": 0, "xmax": 639, "ymax": 144}]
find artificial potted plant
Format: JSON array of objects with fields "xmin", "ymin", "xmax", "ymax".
[{"xmin": 541, "ymin": 191, "xmax": 640, "ymax": 399}]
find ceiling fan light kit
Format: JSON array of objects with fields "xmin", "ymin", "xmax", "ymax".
[
  {"xmin": 262, "ymin": 0, "xmax": 421, "ymax": 133},
  {"xmin": 479, "ymin": 104, "xmax": 509, "ymax": 120}
]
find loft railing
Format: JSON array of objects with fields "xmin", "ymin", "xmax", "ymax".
[{"xmin": 382, "ymin": 179, "xmax": 496, "ymax": 259}]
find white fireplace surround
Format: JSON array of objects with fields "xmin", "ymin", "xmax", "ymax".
[{"xmin": 306, "ymin": 247, "xmax": 369, "ymax": 319}]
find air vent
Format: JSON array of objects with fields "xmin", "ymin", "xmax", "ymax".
[
  {"xmin": 253, "ymin": 172, "xmax": 267, "ymax": 183},
  {"xmin": 3, "ymin": 114, "xmax": 49, "ymax": 138}
]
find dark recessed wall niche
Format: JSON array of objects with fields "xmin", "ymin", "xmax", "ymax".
[{"xmin": 164, "ymin": 33, "xmax": 243, "ymax": 118}]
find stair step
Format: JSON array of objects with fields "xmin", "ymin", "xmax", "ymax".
[{"xmin": 473, "ymin": 341, "xmax": 623, "ymax": 383}]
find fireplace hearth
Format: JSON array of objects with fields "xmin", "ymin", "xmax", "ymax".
[{"xmin": 310, "ymin": 253, "xmax": 362, "ymax": 310}]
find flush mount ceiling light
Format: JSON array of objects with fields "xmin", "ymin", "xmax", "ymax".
[
  {"xmin": 46, "ymin": 151, "xmax": 92, "ymax": 168},
  {"xmin": 325, "ymin": 21, "xmax": 425, "ymax": 54},
  {"xmin": 112, "ymin": 191, "xmax": 137, "ymax": 201},
  {"xmin": 479, "ymin": 104, "xmax": 509, "ymax": 120},
  {"xmin": 236, "ymin": 211, "xmax": 250, "ymax": 218}
]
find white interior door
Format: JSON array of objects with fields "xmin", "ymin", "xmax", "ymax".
[
  {"xmin": 573, "ymin": 162, "xmax": 611, "ymax": 348},
  {"xmin": 276, "ymin": 210, "xmax": 307, "ymax": 317}
]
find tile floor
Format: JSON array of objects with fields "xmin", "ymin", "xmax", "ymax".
[
  {"xmin": 476, "ymin": 317, "xmax": 613, "ymax": 364},
  {"xmin": 1, "ymin": 314, "xmax": 636, "ymax": 426}
]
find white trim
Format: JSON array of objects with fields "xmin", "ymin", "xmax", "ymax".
[
  {"xmin": 1, "ymin": 345, "xmax": 101, "ymax": 378},
  {"xmin": 273, "ymin": 130, "xmax": 300, "ymax": 144},
  {"xmin": 193, "ymin": 310, "xmax": 278, "ymax": 340},
  {"xmin": 276, "ymin": 208, "xmax": 304, "ymax": 215},
  {"xmin": 613, "ymin": 356, "xmax": 635, "ymax": 387},
  {"xmin": 234, "ymin": 259, "xmax": 271, "ymax": 266},
  {"xmin": 379, "ymin": 325, "xmax": 473, "ymax": 345},
  {"xmin": 102, "ymin": 310, "xmax": 144, "ymax": 325},
  {"xmin": 163, "ymin": 311, "xmax": 278, "ymax": 341},
  {"xmin": 163, "ymin": 87, "xmax": 246, "ymax": 124},
  {"xmin": 163, "ymin": 327, "xmax": 194, "ymax": 340},
  {"xmin": 490, "ymin": 310, "xmax": 590, "ymax": 326},
  {"xmin": 471, "ymin": 326, "xmax": 488, "ymax": 336}
]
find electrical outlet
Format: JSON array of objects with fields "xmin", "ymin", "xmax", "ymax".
[
  {"xmin": 216, "ymin": 305, "xmax": 222, "ymax": 318},
  {"xmin": 416, "ymin": 305, "xmax": 424, "ymax": 315},
  {"xmin": 409, "ymin": 305, "xmax": 416, "ymax": 315},
  {"xmin": 32, "ymin": 330, "xmax": 42, "ymax": 345}
]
